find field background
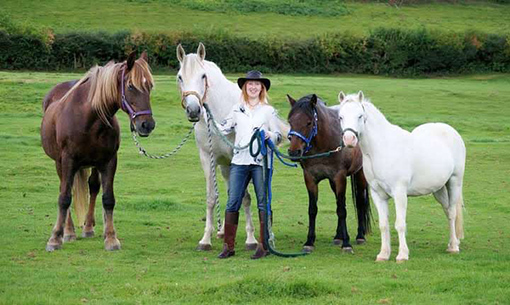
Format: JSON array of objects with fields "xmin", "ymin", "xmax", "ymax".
[{"xmin": 1, "ymin": 1, "xmax": 510, "ymax": 304}]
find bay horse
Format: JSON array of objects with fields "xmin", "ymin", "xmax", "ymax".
[
  {"xmin": 41, "ymin": 52, "xmax": 155, "ymax": 251},
  {"xmin": 176, "ymin": 43, "xmax": 289, "ymax": 251},
  {"xmin": 337, "ymin": 91, "xmax": 465, "ymax": 262},
  {"xmin": 287, "ymin": 94, "xmax": 371, "ymax": 253}
]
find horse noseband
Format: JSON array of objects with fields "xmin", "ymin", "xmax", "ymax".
[
  {"xmin": 342, "ymin": 128, "xmax": 359, "ymax": 138},
  {"xmin": 288, "ymin": 110, "xmax": 318, "ymax": 154},
  {"xmin": 120, "ymin": 68, "xmax": 153, "ymax": 121}
]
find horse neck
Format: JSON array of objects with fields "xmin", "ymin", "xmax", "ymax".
[
  {"xmin": 359, "ymin": 102, "xmax": 403, "ymax": 156},
  {"xmin": 202, "ymin": 61, "xmax": 241, "ymax": 121}
]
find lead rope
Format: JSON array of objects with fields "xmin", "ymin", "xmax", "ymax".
[
  {"xmin": 205, "ymin": 109, "xmax": 223, "ymax": 233},
  {"xmin": 130, "ymin": 124, "xmax": 195, "ymax": 159}
]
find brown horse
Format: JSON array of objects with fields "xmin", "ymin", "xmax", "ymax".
[
  {"xmin": 287, "ymin": 94, "xmax": 371, "ymax": 253},
  {"xmin": 41, "ymin": 52, "xmax": 155, "ymax": 251}
]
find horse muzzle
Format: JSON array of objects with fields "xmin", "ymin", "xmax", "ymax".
[
  {"xmin": 342, "ymin": 130, "xmax": 358, "ymax": 148},
  {"xmin": 287, "ymin": 148, "xmax": 303, "ymax": 161},
  {"xmin": 133, "ymin": 117, "xmax": 156, "ymax": 137}
]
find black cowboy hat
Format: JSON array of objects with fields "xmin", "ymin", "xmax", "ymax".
[{"xmin": 237, "ymin": 70, "xmax": 271, "ymax": 91}]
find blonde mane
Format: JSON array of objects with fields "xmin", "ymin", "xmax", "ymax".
[{"xmin": 59, "ymin": 58, "xmax": 153, "ymax": 126}]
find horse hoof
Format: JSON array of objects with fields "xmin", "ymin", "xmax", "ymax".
[
  {"xmin": 375, "ymin": 256, "xmax": 389, "ymax": 262},
  {"xmin": 302, "ymin": 246, "xmax": 314, "ymax": 253},
  {"xmin": 63, "ymin": 234, "xmax": 77, "ymax": 242},
  {"xmin": 342, "ymin": 247, "xmax": 354, "ymax": 254},
  {"xmin": 82, "ymin": 231, "xmax": 95, "ymax": 238},
  {"xmin": 46, "ymin": 243, "xmax": 62, "ymax": 252},
  {"xmin": 447, "ymin": 248, "xmax": 460, "ymax": 254},
  {"xmin": 105, "ymin": 238, "xmax": 121, "ymax": 251},
  {"xmin": 333, "ymin": 239, "xmax": 342, "ymax": 245},
  {"xmin": 216, "ymin": 233, "xmax": 224, "ymax": 239},
  {"xmin": 245, "ymin": 243, "xmax": 258, "ymax": 251},
  {"xmin": 356, "ymin": 238, "xmax": 366, "ymax": 245},
  {"xmin": 396, "ymin": 258, "xmax": 408, "ymax": 264},
  {"xmin": 196, "ymin": 243, "xmax": 213, "ymax": 251}
]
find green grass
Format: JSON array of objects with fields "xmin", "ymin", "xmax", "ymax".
[
  {"xmin": 1, "ymin": 71, "xmax": 509, "ymax": 304},
  {"xmin": 2, "ymin": 0, "xmax": 510, "ymax": 38}
]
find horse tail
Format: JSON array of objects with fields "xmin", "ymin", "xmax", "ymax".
[
  {"xmin": 351, "ymin": 169, "xmax": 372, "ymax": 235},
  {"xmin": 73, "ymin": 168, "xmax": 90, "ymax": 227},
  {"xmin": 455, "ymin": 193, "xmax": 464, "ymax": 240}
]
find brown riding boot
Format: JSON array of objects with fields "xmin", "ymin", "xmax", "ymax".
[
  {"xmin": 218, "ymin": 211, "xmax": 239, "ymax": 259},
  {"xmin": 251, "ymin": 211, "xmax": 270, "ymax": 259}
]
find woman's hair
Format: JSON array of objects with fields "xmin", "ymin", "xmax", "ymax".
[{"xmin": 241, "ymin": 81, "xmax": 269, "ymax": 105}]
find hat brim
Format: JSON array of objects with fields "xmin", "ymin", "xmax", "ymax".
[{"xmin": 237, "ymin": 78, "xmax": 271, "ymax": 91}]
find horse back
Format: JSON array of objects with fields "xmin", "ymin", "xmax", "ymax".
[{"xmin": 42, "ymin": 80, "xmax": 78, "ymax": 112}]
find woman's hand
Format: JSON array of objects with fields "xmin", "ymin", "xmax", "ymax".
[{"xmin": 264, "ymin": 131, "xmax": 273, "ymax": 140}]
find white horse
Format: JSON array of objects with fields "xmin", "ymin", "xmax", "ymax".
[
  {"xmin": 337, "ymin": 91, "xmax": 465, "ymax": 262},
  {"xmin": 176, "ymin": 43, "xmax": 288, "ymax": 250}
]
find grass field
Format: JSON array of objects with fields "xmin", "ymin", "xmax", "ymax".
[
  {"xmin": 2, "ymin": 0, "xmax": 510, "ymax": 38},
  {"xmin": 0, "ymin": 70, "xmax": 509, "ymax": 304}
]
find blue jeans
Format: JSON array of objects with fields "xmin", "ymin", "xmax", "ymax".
[{"xmin": 226, "ymin": 164, "xmax": 267, "ymax": 213}]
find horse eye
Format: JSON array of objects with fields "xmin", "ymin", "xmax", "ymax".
[
  {"xmin": 201, "ymin": 74, "xmax": 206, "ymax": 79},
  {"xmin": 178, "ymin": 75, "xmax": 183, "ymax": 82},
  {"xmin": 358, "ymin": 115, "xmax": 363, "ymax": 119},
  {"xmin": 128, "ymin": 85, "xmax": 134, "ymax": 91},
  {"xmin": 306, "ymin": 122, "xmax": 312, "ymax": 126}
]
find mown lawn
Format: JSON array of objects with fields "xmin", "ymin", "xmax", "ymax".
[
  {"xmin": 0, "ymin": 70, "xmax": 509, "ymax": 304},
  {"xmin": 2, "ymin": 0, "xmax": 510, "ymax": 38}
]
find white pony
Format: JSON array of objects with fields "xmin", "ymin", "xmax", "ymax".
[
  {"xmin": 337, "ymin": 91, "xmax": 465, "ymax": 262},
  {"xmin": 176, "ymin": 43, "xmax": 288, "ymax": 250}
]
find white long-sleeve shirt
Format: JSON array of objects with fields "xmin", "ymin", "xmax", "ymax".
[{"xmin": 217, "ymin": 102, "xmax": 282, "ymax": 168}]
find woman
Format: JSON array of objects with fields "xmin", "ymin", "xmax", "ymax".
[{"xmin": 217, "ymin": 70, "xmax": 282, "ymax": 259}]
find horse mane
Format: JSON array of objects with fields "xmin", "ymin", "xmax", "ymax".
[
  {"xmin": 288, "ymin": 94, "xmax": 327, "ymax": 119},
  {"xmin": 59, "ymin": 58, "xmax": 153, "ymax": 126}
]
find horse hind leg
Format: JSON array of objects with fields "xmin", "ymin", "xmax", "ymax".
[
  {"xmin": 445, "ymin": 177, "xmax": 464, "ymax": 253},
  {"xmin": 83, "ymin": 168, "xmax": 100, "ymax": 238},
  {"xmin": 352, "ymin": 170, "xmax": 371, "ymax": 245}
]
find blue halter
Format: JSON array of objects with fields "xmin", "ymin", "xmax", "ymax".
[{"xmin": 288, "ymin": 110, "xmax": 318, "ymax": 154}]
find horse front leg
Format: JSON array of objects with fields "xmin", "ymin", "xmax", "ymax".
[
  {"xmin": 46, "ymin": 156, "xmax": 76, "ymax": 251},
  {"xmin": 63, "ymin": 209, "xmax": 77, "ymax": 242},
  {"xmin": 394, "ymin": 187, "xmax": 409, "ymax": 262},
  {"xmin": 196, "ymin": 149, "xmax": 216, "ymax": 251},
  {"xmin": 371, "ymin": 187, "xmax": 391, "ymax": 261},
  {"xmin": 99, "ymin": 157, "xmax": 120, "ymax": 251},
  {"xmin": 331, "ymin": 173, "xmax": 352, "ymax": 253},
  {"xmin": 82, "ymin": 168, "xmax": 100, "ymax": 238},
  {"xmin": 303, "ymin": 172, "xmax": 318, "ymax": 253},
  {"xmin": 242, "ymin": 191, "xmax": 258, "ymax": 250}
]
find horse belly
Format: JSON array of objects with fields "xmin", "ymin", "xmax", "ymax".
[{"xmin": 408, "ymin": 125, "xmax": 456, "ymax": 196}]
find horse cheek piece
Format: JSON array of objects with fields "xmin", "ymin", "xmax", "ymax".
[{"xmin": 41, "ymin": 52, "xmax": 155, "ymax": 251}]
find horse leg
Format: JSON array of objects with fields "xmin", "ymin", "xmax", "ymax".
[
  {"xmin": 394, "ymin": 187, "xmax": 409, "ymax": 262},
  {"xmin": 196, "ymin": 149, "xmax": 216, "ymax": 251},
  {"xmin": 83, "ymin": 168, "xmax": 100, "ymax": 238},
  {"xmin": 242, "ymin": 191, "xmax": 258, "ymax": 250},
  {"xmin": 303, "ymin": 172, "xmax": 318, "ymax": 253},
  {"xmin": 46, "ymin": 156, "xmax": 77, "ymax": 251},
  {"xmin": 63, "ymin": 209, "xmax": 77, "ymax": 242},
  {"xmin": 99, "ymin": 157, "xmax": 120, "ymax": 251},
  {"xmin": 331, "ymin": 174, "xmax": 352, "ymax": 253},
  {"xmin": 445, "ymin": 177, "xmax": 463, "ymax": 253},
  {"xmin": 370, "ymin": 188, "xmax": 391, "ymax": 261},
  {"xmin": 353, "ymin": 170, "xmax": 371, "ymax": 244}
]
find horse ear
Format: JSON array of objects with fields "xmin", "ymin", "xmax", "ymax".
[
  {"xmin": 310, "ymin": 94, "xmax": 318, "ymax": 106},
  {"xmin": 358, "ymin": 91, "xmax": 364, "ymax": 102},
  {"xmin": 338, "ymin": 91, "xmax": 346, "ymax": 104},
  {"xmin": 286, "ymin": 94, "xmax": 296, "ymax": 106},
  {"xmin": 197, "ymin": 42, "xmax": 206, "ymax": 61},
  {"xmin": 177, "ymin": 44, "xmax": 186, "ymax": 63},
  {"xmin": 126, "ymin": 51, "xmax": 136, "ymax": 71},
  {"xmin": 140, "ymin": 51, "xmax": 148, "ymax": 62}
]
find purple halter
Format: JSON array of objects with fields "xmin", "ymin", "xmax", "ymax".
[{"xmin": 120, "ymin": 68, "xmax": 152, "ymax": 120}]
